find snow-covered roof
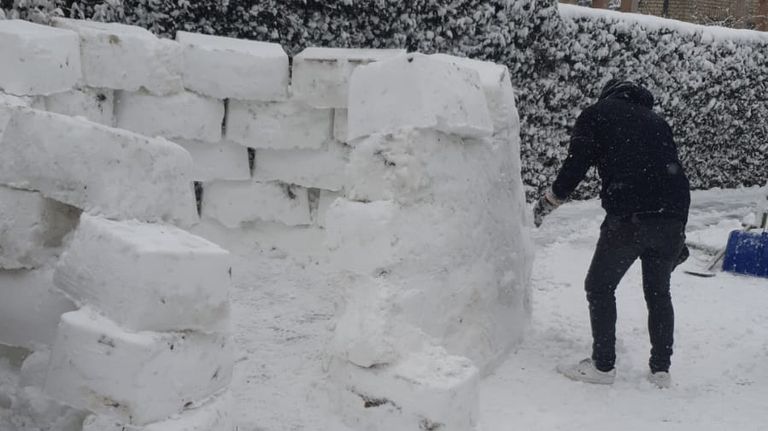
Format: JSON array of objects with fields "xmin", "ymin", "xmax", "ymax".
[{"xmin": 558, "ymin": 4, "xmax": 768, "ymax": 44}]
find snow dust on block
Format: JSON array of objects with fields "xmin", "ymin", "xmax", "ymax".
[
  {"xmin": 345, "ymin": 130, "xmax": 470, "ymax": 203},
  {"xmin": 201, "ymin": 181, "xmax": 310, "ymax": 228},
  {"xmin": 116, "ymin": 91, "xmax": 224, "ymax": 143},
  {"xmin": 82, "ymin": 391, "xmax": 232, "ymax": 431},
  {"xmin": 225, "ymin": 100, "xmax": 332, "ymax": 150},
  {"xmin": 44, "ymin": 308, "xmax": 232, "ymax": 426},
  {"xmin": 54, "ymin": 214, "xmax": 231, "ymax": 333},
  {"xmin": 0, "ymin": 20, "xmax": 82, "ymax": 96},
  {"xmin": 314, "ymin": 189, "xmax": 341, "ymax": 228},
  {"xmin": 0, "ymin": 108, "xmax": 197, "ymax": 226},
  {"xmin": 333, "ymin": 109, "xmax": 348, "ymax": 143},
  {"xmin": 330, "ymin": 347, "xmax": 479, "ymax": 431},
  {"xmin": 431, "ymin": 54, "xmax": 519, "ymax": 134},
  {"xmin": 52, "ymin": 18, "xmax": 183, "ymax": 95},
  {"xmin": 45, "ymin": 87, "xmax": 115, "ymax": 126},
  {"xmin": 0, "ymin": 268, "xmax": 76, "ymax": 350},
  {"xmin": 347, "ymin": 53, "xmax": 492, "ymax": 141},
  {"xmin": 177, "ymin": 31, "xmax": 288, "ymax": 101},
  {"xmin": 0, "ymin": 186, "xmax": 80, "ymax": 270},
  {"xmin": 292, "ymin": 47, "xmax": 405, "ymax": 108},
  {"xmin": 252, "ymin": 141, "xmax": 348, "ymax": 191},
  {"xmin": 174, "ymin": 140, "xmax": 250, "ymax": 182}
]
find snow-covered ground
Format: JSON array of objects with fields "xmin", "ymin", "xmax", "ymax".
[
  {"xmin": 1, "ymin": 187, "xmax": 765, "ymax": 430},
  {"xmin": 228, "ymin": 186, "xmax": 767, "ymax": 431}
]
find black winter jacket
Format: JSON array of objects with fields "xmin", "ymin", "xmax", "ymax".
[{"xmin": 551, "ymin": 82, "xmax": 690, "ymax": 223}]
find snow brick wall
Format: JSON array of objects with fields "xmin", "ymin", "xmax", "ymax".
[
  {"xmin": 327, "ymin": 53, "xmax": 533, "ymax": 431},
  {"xmin": 1, "ymin": 17, "xmax": 533, "ymax": 431},
  {"xmin": 0, "ymin": 19, "xmax": 233, "ymax": 431}
]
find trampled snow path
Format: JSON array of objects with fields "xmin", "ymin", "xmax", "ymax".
[
  {"xmin": 480, "ymin": 187, "xmax": 768, "ymax": 431},
  {"xmin": 229, "ymin": 187, "xmax": 767, "ymax": 431}
]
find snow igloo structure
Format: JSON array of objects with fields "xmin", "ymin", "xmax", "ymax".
[{"xmin": 0, "ymin": 17, "xmax": 533, "ymax": 431}]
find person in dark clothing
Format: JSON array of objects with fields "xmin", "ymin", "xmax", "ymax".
[{"xmin": 533, "ymin": 79, "xmax": 691, "ymax": 388}]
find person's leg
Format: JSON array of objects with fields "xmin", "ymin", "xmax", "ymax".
[
  {"xmin": 585, "ymin": 217, "xmax": 641, "ymax": 371},
  {"xmin": 640, "ymin": 220, "xmax": 685, "ymax": 373}
]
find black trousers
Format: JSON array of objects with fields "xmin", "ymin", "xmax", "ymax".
[{"xmin": 586, "ymin": 215, "xmax": 686, "ymax": 373}]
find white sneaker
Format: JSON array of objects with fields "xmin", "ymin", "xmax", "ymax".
[
  {"xmin": 557, "ymin": 358, "xmax": 616, "ymax": 385},
  {"xmin": 648, "ymin": 371, "xmax": 671, "ymax": 389}
]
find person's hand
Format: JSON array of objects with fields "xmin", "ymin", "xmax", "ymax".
[{"xmin": 533, "ymin": 189, "xmax": 561, "ymax": 227}]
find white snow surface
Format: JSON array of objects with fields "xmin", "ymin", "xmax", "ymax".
[
  {"xmin": 2, "ymin": 187, "xmax": 767, "ymax": 430},
  {"xmin": 226, "ymin": 100, "xmax": 333, "ymax": 150},
  {"xmin": 559, "ymin": 4, "xmax": 768, "ymax": 43}
]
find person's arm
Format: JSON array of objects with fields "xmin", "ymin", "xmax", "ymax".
[
  {"xmin": 551, "ymin": 107, "xmax": 598, "ymax": 201},
  {"xmin": 533, "ymin": 108, "xmax": 598, "ymax": 227}
]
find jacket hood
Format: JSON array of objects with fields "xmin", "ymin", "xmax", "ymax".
[{"xmin": 599, "ymin": 79, "xmax": 654, "ymax": 108}]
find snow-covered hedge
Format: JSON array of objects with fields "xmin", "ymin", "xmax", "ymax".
[{"xmin": 6, "ymin": 0, "xmax": 766, "ymax": 199}]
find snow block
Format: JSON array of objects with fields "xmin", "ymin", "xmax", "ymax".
[
  {"xmin": 347, "ymin": 53, "xmax": 493, "ymax": 140},
  {"xmin": 333, "ymin": 109, "xmax": 348, "ymax": 143},
  {"xmin": 1, "ymin": 92, "xmax": 45, "ymax": 110},
  {"xmin": 45, "ymin": 87, "xmax": 115, "ymax": 126},
  {"xmin": 0, "ymin": 20, "xmax": 82, "ymax": 96},
  {"xmin": 116, "ymin": 91, "xmax": 224, "ymax": 143},
  {"xmin": 431, "ymin": 54, "xmax": 519, "ymax": 134},
  {"xmin": 225, "ymin": 100, "xmax": 332, "ymax": 150},
  {"xmin": 45, "ymin": 308, "xmax": 232, "ymax": 426},
  {"xmin": 83, "ymin": 391, "xmax": 232, "ymax": 431},
  {"xmin": 0, "ymin": 186, "xmax": 80, "ymax": 270},
  {"xmin": 0, "ymin": 108, "xmax": 197, "ymax": 226},
  {"xmin": 177, "ymin": 31, "xmax": 288, "ymax": 101},
  {"xmin": 175, "ymin": 140, "xmax": 250, "ymax": 182},
  {"xmin": 292, "ymin": 47, "xmax": 405, "ymax": 108},
  {"xmin": 53, "ymin": 214, "xmax": 231, "ymax": 332},
  {"xmin": 202, "ymin": 181, "xmax": 311, "ymax": 228},
  {"xmin": 330, "ymin": 347, "xmax": 479, "ymax": 431},
  {"xmin": 52, "ymin": 18, "xmax": 183, "ymax": 95},
  {"xmin": 0, "ymin": 268, "xmax": 76, "ymax": 350},
  {"xmin": 253, "ymin": 142, "xmax": 348, "ymax": 191}
]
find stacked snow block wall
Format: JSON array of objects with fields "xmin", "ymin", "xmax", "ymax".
[
  {"xmin": 0, "ymin": 19, "xmax": 234, "ymax": 431},
  {"xmin": 326, "ymin": 54, "xmax": 533, "ymax": 431},
  {"xmin": 44, "ymin": 0, "xmax": 768, "ymax": 200}
]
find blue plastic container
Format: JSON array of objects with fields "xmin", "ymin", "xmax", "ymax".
[{"xmin": 722, "ymin": 230, "xmax": 768, "ymax": 277}]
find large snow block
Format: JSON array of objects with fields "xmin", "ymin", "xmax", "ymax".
[
  {"xmin": 0, "ymin": 20, "xmax": 81, "ymax": 96},
  {"xmin": 116, "ymin": 91, "xmax": 224, "ymax": 142},
  {"xmin": 0, "ymin": 268, "xmax": 77, "ymax": 350},
  {"xmin": 431, "ymin": 54, "xmax": 519, "ymax": 134},
  {"xmin": 253, "ymin": 142, "xmax": 348, "ymax": 191},
  {"xmin": 0, "ymin": 108, "xmax": 197, "ymax": 226},
  {"xmin": 45, "ymin": 87, "xmax": 115, "ymax": 126},
  {"xmin": 54, "ymin": 214, "xmax": 231, "ymax": 332},
  {"xmin": 202, "ymin": 181, "xmax": 311, "ymax": 228},
  {"xmin": 225, "ymin": 100, "xmax": 332, "ymax": 150},
  {"xmin": 347, "ymin": 53, "xmax": 493, "ymax": 140},
  {"xmin": 83, "ymin": 391, "xmax": 232, "ymax": 431},
  {"xmin": 45, "ymin": 308, "xmax": 233, "ymax": 426},
  {"xmin": 0, "ymin": 186, "xmax": 80, "ymax": 269},
  {"xmin": 292, "ymin": 47, "xmax": 405, "ymax": 108},
  {"xmin": 52, "ymin": 18, "xmax": 183, "ymax": 95},
  {"xmin": 177, "ymin": 31, "xmax": 288, "ymax": 101},
  {"xmin": 330, "ymin": 347, "xmax": 479, "ymax": 431},
  {"xmin": 175, "ymin": 140, "xmax": 250, "ymax": 182}
]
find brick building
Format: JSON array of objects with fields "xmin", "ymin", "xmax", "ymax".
[{"xmin": 561, "ymin": 0, "xmax": 768, "ymax": 30}]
